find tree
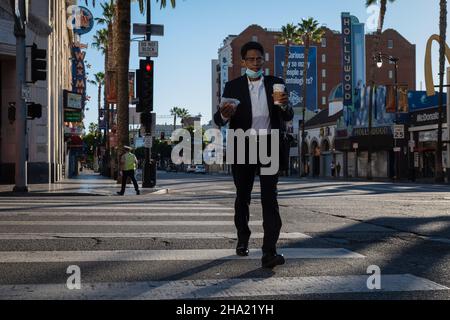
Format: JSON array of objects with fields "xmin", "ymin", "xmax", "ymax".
[
  {"xmin": 88, "ymin": 72, "xmax": 105, "ymax": 141},
  {"xmin": 436, "ymin": 0, "xmax": 447, "ymax": 183},
  {"xmin": 278, "ymin": 23, "xmax": 299, "ymax": 82},
  {"xmin": 297, "ymin": 18, "xmax": 325, "ymax": 177},
  {"xmin": 170, "ymin": 107, "xmax": 180, "ymax": 131},
  {"xmin": 176, "ymin": 108, "xmax": 191, "ymax": 127},
  {"xmin": 87, "ymin": 0, "xmax": 176, "ymax": 178},
  {"xmin": 366, "ymin": 0, "xmax": 397, "ymax": 180}
]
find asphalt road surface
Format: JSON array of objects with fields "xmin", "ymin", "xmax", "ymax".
[{"xmin": 0, "ymin": 171, "xmax": 449, "ymax": 301}]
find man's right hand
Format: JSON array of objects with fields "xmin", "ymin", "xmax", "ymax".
[{"xmin": 220, "ymin": 103, "xmax": 237, "ymax": 119}]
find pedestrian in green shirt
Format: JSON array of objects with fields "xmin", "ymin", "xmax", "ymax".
[{"xmin": 117, "ymin": 146, "xmax": 140, "ymax": 195}]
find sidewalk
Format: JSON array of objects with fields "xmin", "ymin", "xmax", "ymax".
[{"xmin": 0, "ymin": 171, "xmax": 168, "ymax": 197}]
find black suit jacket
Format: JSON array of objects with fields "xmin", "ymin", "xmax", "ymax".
[
  {"xmin": 214, "ymin": 75, "xmax": 294, "ymax": 131},
  {"xmin": 214, "ymin": 75, "xmax": 294, "ymax": 170}
]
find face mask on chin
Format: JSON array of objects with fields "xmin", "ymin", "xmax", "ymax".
[{"xmin": 246, "ymin": 68, "xmax": 263, "ymax": 79}]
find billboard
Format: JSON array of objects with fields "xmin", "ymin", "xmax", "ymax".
[{"xmin": 274, "ymin": 45, "xmax": 318, "ymax": 113}]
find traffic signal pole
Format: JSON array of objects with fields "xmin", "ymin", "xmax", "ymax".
[
  {"xmin": 13, "ymin": 0, "xmax": 28, "ymax": 192},
  {"xmin": 142, "ymin": 0, "xmax": 156, "ymax": 188}
]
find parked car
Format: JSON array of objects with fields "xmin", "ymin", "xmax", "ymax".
[
  {"xmin": 195, "ymin": 165, "xmax": 206, "ymax": 174},
  {"xmin": 186, "ymin": 165, "xmax": 196, "ymax": 173}
]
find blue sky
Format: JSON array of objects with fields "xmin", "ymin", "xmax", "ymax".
[{"xmin": 81, "ymin": 0, "xmax": 448, "ymax": 127}]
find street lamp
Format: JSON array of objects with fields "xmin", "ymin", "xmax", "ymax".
[{"xmin": 376, "ymin": 52, "xmax": 400, "ymax": 180}]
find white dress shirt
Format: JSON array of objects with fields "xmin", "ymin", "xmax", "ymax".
[{"xmin": 248, "ymin": 76, "xmax": 271, "ymax": 134}]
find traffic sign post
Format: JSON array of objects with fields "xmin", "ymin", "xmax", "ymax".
[
  {"xmin": 393, "ymin": 124, "xmax": 405, "ymax": 140},
  {"xmin": 133, "ymin": 23, "xmax": 164, "ymax": 36},
  {"xmin": 139, "ymin": 41, "xmax": 158, "ymax": 57}
]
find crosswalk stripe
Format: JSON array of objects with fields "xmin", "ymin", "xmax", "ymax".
[
  {"xmin": 0, "ymin": 274, "xmax": 447, "ymax": 299},
  {"xmin": 0, "ymin": 201, "xmax": 229, "ymax": 207},
  {"xmin": 0, "ymin": 232, "xmax": 311, "ymax": 240},
  {"xmin": 0, "ymin": 220, "xmax": 261, "ymax": 226},
  {"xmin": 0, "ymin": 248, "xmax": 364, "ymax": 263},
  {"xmin": 0, "ymin": 206, "xmax": 234, "ymax": 210},
  {"xmin": 0, "ymin": 212, "xmax": 235, "ymax": 217}
]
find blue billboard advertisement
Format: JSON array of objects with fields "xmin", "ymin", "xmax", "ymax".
[{"xmin": 274, "ymin": 45, "xmax": 318, "ymax": 113}]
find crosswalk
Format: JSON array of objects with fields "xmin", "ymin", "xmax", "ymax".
[{"xmin": 0, "ymin": 197, "xmax": 447, "ymax": 300}]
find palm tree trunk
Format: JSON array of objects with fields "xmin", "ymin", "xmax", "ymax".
[
  {"xmin": 378, "ymin": 0, "xmax": 387, "ymax": 34},
  {"xmin": 436, "ymin": 0, "xmax": 447, "ymax": 183},
  {"xmin": 173, "ymin": 115, "xmax": 177, "ymax": 132},
  {"xmin": 113, "ymin": 0, "xmax": 131, "ymax": 181},
  {"xmin": 104, "ymin": 24, "xmax": 113, "ymax": 177},
  {"xmin": 116, "ymin": 0, "xmax": 131, "ymax": 150},
  {"xmin": 301, "ymin": 42, "xmax": 309, "ymax": 177}
]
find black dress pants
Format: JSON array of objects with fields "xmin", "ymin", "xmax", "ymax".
[
  {"xmin": 120, "ymin": 170, "xmax": 139, "ymax": 193},
  {"xmin": 232, "ymin": 164, "xmax": 281, "ymax": 254}
]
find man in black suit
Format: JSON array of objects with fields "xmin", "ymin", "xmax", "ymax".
[{"xmin": 214, "ymin": 41, "xmax": 294, "ymax": 268}]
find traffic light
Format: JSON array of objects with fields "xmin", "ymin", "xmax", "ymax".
[
  {"xmin": 27, "ymin": 103, "xmax": 42, "ymax": 119},
  {"xmin": 30, "ymin": 43, "xmax": 46, "ymax": 83},
  {"xmin": 137, "ymin": 59, "xmax": 154, "ymax": 113}
]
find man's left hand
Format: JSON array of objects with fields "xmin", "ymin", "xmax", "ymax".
[{"xmin": 274, "ymin": 92, "xmax": 289, "ymax": 106}]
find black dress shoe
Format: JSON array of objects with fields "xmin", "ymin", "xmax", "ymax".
[
  {"xmin": 236, "ymin": 244, "xmax": 249, "ymax": 257},
  {"xmin": 261, "ymin": 252, "xmax": 285, "ymax": 268},
  {"xmin": 116, "ymin": 191, "xmax": 124, "ymax": 196},
  {"xmin": 136, "ymin": 190, "xmax": 140, "ymax": 195}
]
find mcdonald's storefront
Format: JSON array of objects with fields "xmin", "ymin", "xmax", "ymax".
[{"xmin": 409, "ymin": 106, "xmax": 448, "ymax": 179}]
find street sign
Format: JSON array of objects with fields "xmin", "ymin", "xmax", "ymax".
[
  {"xmin": 133, "ymin": 24, "xmax": 164, "ymax": 36},
  {"xmin": 393, "ymin": 124, "xmax": 405, "ymax": 139},
  {"xmin": 64, "ymin": 110, "xmax": 82, "ymax": 122},
  {"xmin": 139, "ymin": 41, "xmax": 158, "ymax": 57},
  {"xmin": 144, "ymin": 135, "xmax": 153, "ymax": 149}
]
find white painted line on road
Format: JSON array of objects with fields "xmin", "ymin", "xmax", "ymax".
[
  {"xmin": 0, "ymin": 212, "xmax": 235, "ymax": 217},
  {"xmin": 0, "ymin": 232, "xmax": 311, "ymax": 240},
  {"xmin": 0, "ymin": 274, "xmax": 446, "ymax": 299},
  {"xmin": 0, "ymin": 248, "xmax": 364, "ymax": 263},
  {"xmin": 0, "ymin": 220, "xmax": 262, "ymax": 226},
  {"xmin": 0, "ymin": 206, "xmax": 234, "ymax": 210}
]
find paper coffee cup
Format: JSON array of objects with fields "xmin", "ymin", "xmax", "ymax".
[
  {"xmin": 273, "ymin": 84, "xmax": 286, "ymax": 106},
  {"xmin": 273, "ymin": 84, "xmax": 285, "ymax": 92}
]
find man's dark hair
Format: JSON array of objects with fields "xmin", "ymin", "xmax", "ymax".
[{"xmin": 241, "ymin": 41, "xmax": 265, "ymax": 59}]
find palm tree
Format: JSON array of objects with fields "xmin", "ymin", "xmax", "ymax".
[
  {"xmin": 278, "ymin": 23, "xmax": 299, "ymax": 82},
  {"xmin": 366, "ymin": 0, "xmax": 396, "ymax": 180},
  {"xmin": 176, "ymin": 108, "xmax": 191, "ymax": 127},
  {"xmin": 170, "ymin": 107, "xmax": 180, "ymax": 131},
  {"xmin": 436, "ymin": 0, "xmax": 447, "ymax": 183},
  {"xmin": 87, "ymin": 0, "xmax": 176, "ymax": 151},
  {"xmin": 297, "ymin": 18, "xmax": 325, "ymax": 177}
]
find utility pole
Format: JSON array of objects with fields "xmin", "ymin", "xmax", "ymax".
[
  {"xmin": 13, "ymin": 0, "xmax": 28, "ymax": 192},
  {"xmin": 142, "ymin": 0, "xmax": 156, "ymax": 188}
]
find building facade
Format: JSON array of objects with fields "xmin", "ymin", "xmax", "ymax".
[{"xmin": 0, "ymin": 0, "xmax": 74, "ymax": 184}]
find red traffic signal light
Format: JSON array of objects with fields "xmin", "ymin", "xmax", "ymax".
[{"xmin": 137, "ymin": 60, "xmax": 154, "ymax": 113}]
